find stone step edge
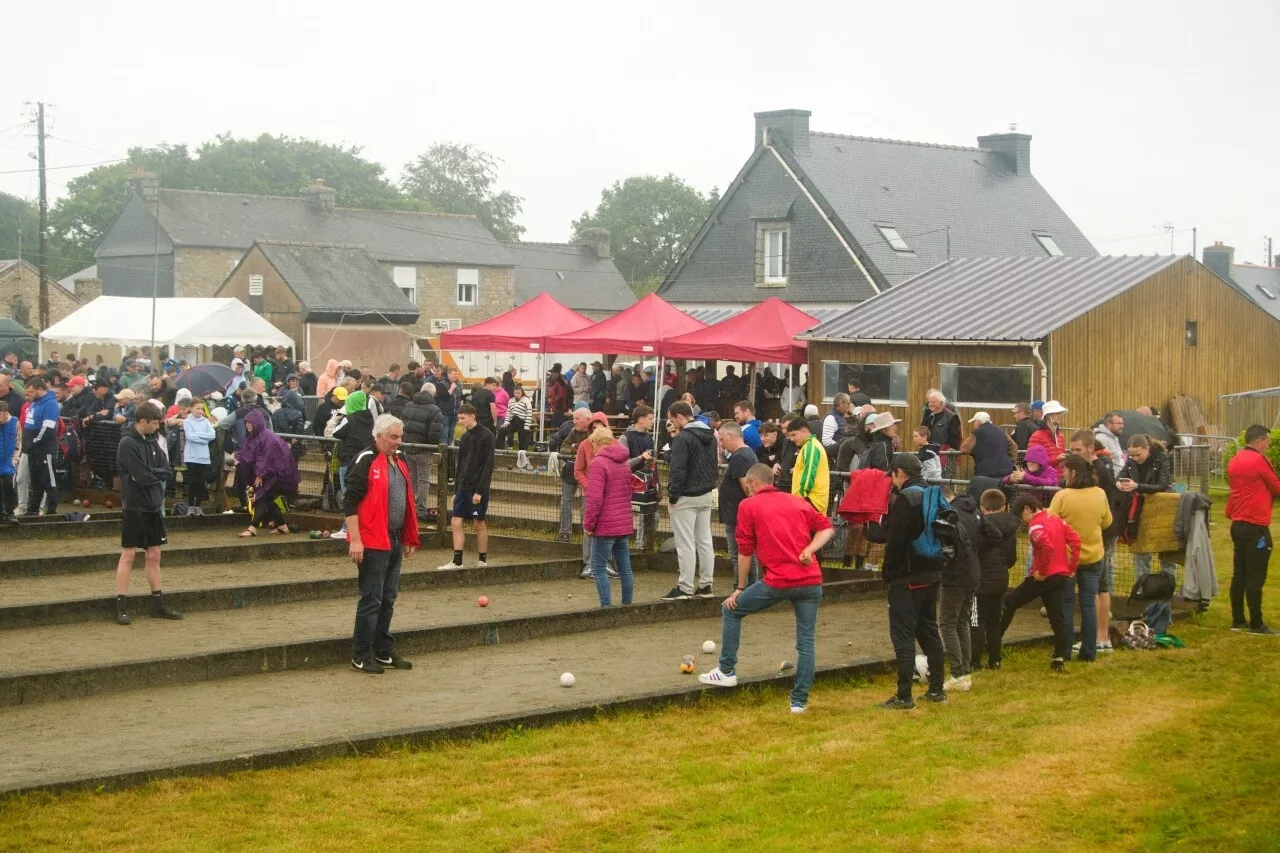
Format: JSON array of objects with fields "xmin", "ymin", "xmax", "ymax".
[
  {"xmin": 0, "ymin": 632, "xmax": 1054, "ymax": 797},
  {"xmin": 0, "ymin": 581, "xmax": 884, "ymax": 709},
  {"xmin": 0, "ymin": 559, "xmax": 594, "ymax": 631}
]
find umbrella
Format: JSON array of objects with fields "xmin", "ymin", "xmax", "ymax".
[{"xmin": 175, "ymin": 363, "xmax": 237, "ymax": 398}]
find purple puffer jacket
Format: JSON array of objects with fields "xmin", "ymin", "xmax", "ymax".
[
  {"xmin": 1004, "ymin": 443, "xmax": 1061, "ymax": 488},
  {"xmin": 583, "ymin": 442, "xmax": 635, "ymax": 538}
]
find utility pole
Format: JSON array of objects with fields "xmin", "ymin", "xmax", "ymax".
[{"xmin": 35, "ymin": 102, "xmax": 49, "ymax": 331}]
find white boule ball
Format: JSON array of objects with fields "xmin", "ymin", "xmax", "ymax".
[
  {"xmin": 560, "ymin": 672, "xmax": 575, "ymax": 687},
  {"xmin": 702, "ymin": 640, "xmax": 716, "ymax": 654}
]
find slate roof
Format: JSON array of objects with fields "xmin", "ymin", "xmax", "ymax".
[
  {"xmin": 683, "ymin": 305, "xmax": 848, "ymax": 326},
  {"xmin": 150, "ymin": 189, "xmax": 512, "ymax": 267},
  {"xmin": 502, "ymin": 242, "xmax": 635, "ymax": 313},
  {"xmin": 1228, "ymin": 263, "xmax": 1280, "ymax": 322},
  {"xmin": 802, "ymin": 255, "xmax": 1182, "ymax": 343},
  {"xmin": 799, "ymin": 132, "xmax": 1097, "ymax": 285},
  {"xmin": 254, "ymin": 242, "xmax": 419, "ymax": 320},
  {"xmin": 57, "ymin": 264, "xmax": 95, "ymax": 294}
]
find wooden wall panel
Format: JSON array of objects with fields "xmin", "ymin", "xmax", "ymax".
[{"xmin": 1049, "ymin": 257, "xmax": 1280, "ymax": 427}]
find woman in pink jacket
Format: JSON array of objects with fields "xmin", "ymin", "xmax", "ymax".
[
  {"xmin": 315, "ymin": 359, "xmax": 341, "ymax": 398},
  {"xmin": 583, "ymin": 430, "xmax": 635, "ymax": 606}
]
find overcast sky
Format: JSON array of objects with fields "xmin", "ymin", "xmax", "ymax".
[{"xmin": 2, "ymin": 0, "xmax": 1276, "ymax": 265}]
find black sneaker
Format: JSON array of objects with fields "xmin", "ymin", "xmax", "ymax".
[
  {"xmin": 152, "ymin": 600, "xmax": 183, "ymax": 620},
  {"xmin": 695, "ymin": 585, "xmax": 714, "ymax": 598},
  {"xmin": 351, "ymin": 657, "xmax": 384, "ymax": 674},
  {"xmin": 923, "ymin": 690, "xmax": 948, "ymax": 704},
  {"xmin": 1249, "ymin": 624, "xmax": 1279, "ymax": 636},
  {"xmin": 375, "ymin": 653, "xmax": 414, "ymax": 669},
  {"xmin": 1231, "ymin": 622, "xmax": 1249, "ymax": 631},
  {"xmin": 881, "ymin": 695, "xmax": 916, "ymax": 710},
  {"xmin": 116, "ymin": 611, "xmax": 131, "ymax": 626},
  {"xmin": 661, "ymin": 587, "xmax": 693, "ymax": 601},
  {"xmin": 987, "ymin": 660, "xmax": 1001, "ymax": 671},
  {"xmin": 1051, "ymin": 658, "xmax": 1065, "ymax": 673}
]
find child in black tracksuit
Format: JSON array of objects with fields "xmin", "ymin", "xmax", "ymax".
[{"xmin": 973, "ymin": 488, "xmax": 1020, "ymax": 670}]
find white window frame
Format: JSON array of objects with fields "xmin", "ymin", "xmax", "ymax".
[
  {"xmin": 392, "ymin": 266, "xmax": 417, "ymax": 305},
  {"xmin": 763, "ymin": 228, "xmax": 789, "ymax": 283},
  {"xmin": 456, "ymin": 268, "xmax": 479, "ymax": 306},
  {"xmin": 430, "ymin": 318, "xmax": 462, "ymax": 334},
  {"xmin": 938, "ymin": 363, "xmax": 1035, "ymax": 409},
  {"xmin": 1034, "ymin": 233, "xmax": 1064, "ymax": 257},
  {"xmin": 876, "ymin": 224, "xmax": 912, "ymax": 253}
]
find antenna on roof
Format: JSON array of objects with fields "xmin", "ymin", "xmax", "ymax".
[{"xmin": 1008, "ymin": 122, "xmax": 1018, "ymax": 132}]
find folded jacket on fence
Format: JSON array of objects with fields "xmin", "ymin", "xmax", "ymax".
[{"xmin": 838, "ymin": 468, "xmax": 892, "ymax": 524}]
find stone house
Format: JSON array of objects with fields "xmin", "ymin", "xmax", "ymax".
[
  {"xmin": 659, "ymin": 108, "xmax": 1097, "ymax": 323},
  {"xmin": 0, "ymin": 259, "xmax": 89, "ymax": 331},
  {"xmin": 95, "ymin": 175, "xmax": 633, "ymax": 351}
]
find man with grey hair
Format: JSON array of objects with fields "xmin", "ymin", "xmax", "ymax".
[
  {"xmin": 921, "ymin": 388, "xmax": 961, "ymax": 452},
  {"xmin": 344, "ymin": 412, "xmax": 420, "ymax": 674},
  {"xmin": 821, "ymin": 393, "xmax": 851, "ymax": 453}
]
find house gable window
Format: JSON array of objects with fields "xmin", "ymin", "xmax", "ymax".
[
  {"xmin": 755, "ymin": 222, "xmax": 789, "ymax": 286},
  {"xmin": 1034, "ymin": 233, "xmax": 1064, "ymax": 256},
  {"xmin": 456, "ymin": 268, "xmax": 479, "ymax": 306},
  {"xmin": 821, "ymin": 360, "xmax": 908, "ymax": 405},
  {"xmin": 939, "ymin": 363, "xmax": 1033, "ymax": 408},
  {"xmin": 392, "ymin": 266, "xmax": 417, "ymax": 305},
  {"xmin": 876, "ymin": 224, "xmax": 913, "ymax": 253}
]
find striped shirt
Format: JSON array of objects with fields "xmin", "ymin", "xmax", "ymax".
[{"xmin": 791, "ymin": 435, "xmax": 830, "ymax": 515}]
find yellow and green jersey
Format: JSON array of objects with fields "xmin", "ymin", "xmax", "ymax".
[{"xmin": 791, "ymin": 436, "xmax": 830, "ymax": 515}]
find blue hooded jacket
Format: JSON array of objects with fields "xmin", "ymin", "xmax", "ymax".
[
  {"xmin": 0, "ymin": 415, "xmax": 16, "ymax": 475},
  {"xmin": 22, "ymin": 389, "xmax": 60, "ymax": 453}
]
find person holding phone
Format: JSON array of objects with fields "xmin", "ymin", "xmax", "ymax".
[{"xmin": 1116, "ymin": 434, "xmax": 1175, "ymax": 581}]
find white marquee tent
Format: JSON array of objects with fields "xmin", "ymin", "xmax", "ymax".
[{"xmin": 39, "ymin": 297, "xmax": 294, "ymax": 361}]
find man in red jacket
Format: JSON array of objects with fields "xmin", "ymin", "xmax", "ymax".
[
  {"xmin": 345, "ymin": 413, "xmax": 421, "ymax": 674},
  {"xmin": 698, "ymin": 463, "xmax": 833, "ymax": 713},
  {"xmin": 1226, "ymin": 424, "xmax": 1280, "ymax": 635}
]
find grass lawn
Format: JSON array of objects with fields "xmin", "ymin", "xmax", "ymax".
[{"xmin": 3, "ymin": 525, "xmax": 1279, "ymax": 852}]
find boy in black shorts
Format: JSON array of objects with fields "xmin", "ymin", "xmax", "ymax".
[
  {"xmin": 437, "ymin": 403, "xmax": 494, "ymax": 569},
  {"xmin": 115, "ymin": 401, "xmax": 183, "ymax": 625}
]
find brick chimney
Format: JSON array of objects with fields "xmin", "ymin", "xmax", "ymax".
[
  {"xmin": 74, "ymin": 276, "xmax": 103, "ymax": 303},
  {"xmin": 1202, "ymin": 241, "xmax": 1235, "ymax": 281},
  {"xmin": 755, "ymin": 109, "xmax": 811, "ymax": 156},
  {"xmin": 131, "ymin": 169, "xmax": 159, "ymax": 212},
  {"xmin": 580, "ymin": 227, "xmax": 611, "ymax": 259},
  {"xmin": 977, "ymin": 131, "xmax": 1033, "ymax": 176},
  {"xmin": 301, "ymin": 179, "xmax": 337, "ymax": 215}
]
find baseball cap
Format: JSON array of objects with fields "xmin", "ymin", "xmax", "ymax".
[
  {"xmin": 968, "ymin": 411, "xmax": 991, "ymax": 424},
  {"xmin": 332, "ymin": 386, "xmax": 349, "ymax": 403},
  {"xmin": 67, "ymin": 376, "xmax": 87, "ymax": 389},
  {"xmin": 1030, "ymin": 400, "xmax": 1045, "ymax": 411}
]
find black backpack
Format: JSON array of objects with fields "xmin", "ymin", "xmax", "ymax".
[{"xmin": 1129, "ymin": 570, "xmax": 1175, "ymax": 603}]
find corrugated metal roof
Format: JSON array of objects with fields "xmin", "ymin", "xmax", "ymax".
[
  {"xmin": 802, "ymin": 255, "xmax": 1184, "ymax": 343},
  {"xmin": 683, "ymin": 305, "xmax": 848, "ymax": 325}
]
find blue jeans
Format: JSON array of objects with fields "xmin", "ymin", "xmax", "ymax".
[
  {"xmin": 443, "ymin": 413, "xmax": 457, "ymax": 446},
  {"xmin": 351, "ymin": 542, "xmax": 403, "ymax": 661},
  {"xmin": 724, "ymin": 523, "xmax": 760, "ymax": 586},
  {"xmin": 591, "ymin": 535, "xmax": 634, "ymax": 606},
  {"xmin": 1063, "ymin": 562, "xmax": 1101, "ymax": 661},
  {"xmin": 1133, "ymin": 552, "xmax": 1177, "ymax": 584},
  {"xmin": 719, "ymin": 581, "xmax": 823, "ymax": 707}
]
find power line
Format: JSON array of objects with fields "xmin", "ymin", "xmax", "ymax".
[
  {"xmin": 45, "ymin": 134, "xmax": 127, "ymax": 161},
  {"xmin": 0, "ymin": 157, "xmax": 125, "ymax": 175}
]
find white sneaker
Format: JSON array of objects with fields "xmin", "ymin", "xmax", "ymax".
[
  {"xmin": 943, "ymin": 676, "xmax": 972, "ymax": 693},
  {"xmin": 790, "ymin": 704, "xmax": 807, "ymax": 714},
  {"xmin": 436, "ymin": 560, "xmax": 463, "ymax": 571},
  {"xmin": 1071, "ymin": 641, "xmax": 1082, "ymax": 653},
  {"xmin": 606, "ymin": 566, "xmax": 619, "ymax": 578},
  {"xmin": 865, "ymin": 563, "xmax": 880, "ymax": 572},
  {"xmin": 698, "ymin": 668, "xmax": 737, "ymax": 687},
  {"xmin": 1098, "ymin": 642, "xmax": 1114, "ymax": 654},
  {"xmin": 578, "ymin": 565, "xmax": 592, "ymax": 579},
  {"xmin": 477, "ymin": 560, "xmax": 488, "ymax": 569},
  {"xmin": 329, "ymin": 530, "xmax": 347, "ymax": 540}
]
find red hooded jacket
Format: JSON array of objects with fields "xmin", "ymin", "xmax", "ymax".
[
  {"xmin": 342, "ymin": 449, "xmax": 421, "ymax": 551},
  {"xmin": 1026, "ymin": 510, "xmax": 1079, "ymax": 579}
]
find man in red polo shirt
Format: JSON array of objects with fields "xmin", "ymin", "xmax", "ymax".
[
  {"xmin": 1226, "ymin": 424, "xmax": 1280, "ymax": 635},
  {"xmin": 699, "ymin": 463, "xmax": 833, "ymax": 713}
]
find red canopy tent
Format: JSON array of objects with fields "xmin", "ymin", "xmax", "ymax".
[
  {"xmin": 439, "ymin": 292, "xmax": 593, "ymax": 352},
  {"xmin": 661, "ymin": 297, "xmax": 819, "ymax": 364},
  {"xmin": 540, "ymin": 292, "xmax": 705, "ymax": 356},
  {"xmin": 439, "ymin": 293, "xmax": 594, "ymax": 441}
]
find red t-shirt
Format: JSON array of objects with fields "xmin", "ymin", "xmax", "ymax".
[
  {"xmin": 734, "ymin": 485, "xmax": 832, "ymax": 588},
  {"xmin": 1226, "ymin": 446, "xmax": 1280, "ymax": 527}
]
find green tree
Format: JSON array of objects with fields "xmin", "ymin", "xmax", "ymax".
[
  {"xmin": 571, "ymin": 174, "xmax": 717, "ymax": 297},
  {"xmin": 46, "ymin": 135, "xmax": 411, "ymax": 278},
  {"xmin": 401, "ymin": 143, "xmax": 525, "ymax": 241},
  {"xmin": 0, "ymin": 191, "xmax": 40, "ymax": 267}
]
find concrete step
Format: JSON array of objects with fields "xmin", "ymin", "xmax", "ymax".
[
  {"xmin": 0, "ymin": 575, "xmax": 884, "ymax": 707},
  {"xmin": 0, "ymin": 598, "xmax": 1053, "ymax": 794},
  {"xmin": 5, "ymin": 512, "xmax": 244, "ymax": 540},
  {"xmin": 0, "ymin": 549, "xmax": 589, "ymax": 630}
]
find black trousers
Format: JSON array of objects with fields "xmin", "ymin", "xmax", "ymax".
[
  {"xmin": 250, "ymin": 482, "xmax": 287, "ymax": 528},
  {"xmin": 973, "ymin": 592, "xmax": 1005, "ymax": 667},
  {"xmin": 0, "ymin": 473, "xmax": 15, "ymax": 516},
  {"xmin": 1000, "ymin": 574, "xmax": 1069, "ymax": 661},
  {"xmin": 25, "ymin": 449, "xmax": 58, "ymax": 515},
  {"xmin": 1231, "ymin": 521, "xmax": 1271, "ymax": 629},
  {"xmin": 184, "ymin": 462, "xmax": 209, "ymax": 506},
  {"xmin": 887, "ymin": 582, "xmax": 945, "ymax": 699}
]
